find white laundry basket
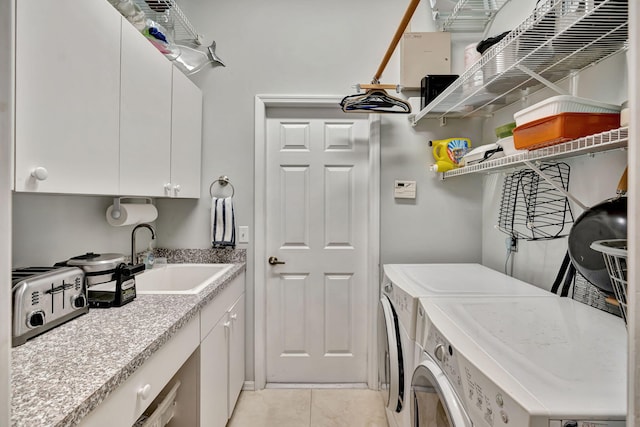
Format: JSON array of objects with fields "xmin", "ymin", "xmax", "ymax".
[
  {"xmin": 133, "ymin": 381, "xmax": 181, "ymax": 427},
  {"xmin": 590, "ymin": 239, "xmax": 628, "ymax": 325}
]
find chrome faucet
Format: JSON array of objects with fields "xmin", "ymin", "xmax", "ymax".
[{"xmin": 131, "ymin": 223, "xmax": 156, "ymax": 265}]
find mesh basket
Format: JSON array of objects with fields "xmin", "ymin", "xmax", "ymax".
[{"xmin": 590, "ymin": 239, "xmax": 628, "ymax": 325}]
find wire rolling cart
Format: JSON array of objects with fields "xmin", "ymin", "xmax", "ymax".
[{"xmin": 591, "ymin": 239, "xmax": 628, "ymax": 325}]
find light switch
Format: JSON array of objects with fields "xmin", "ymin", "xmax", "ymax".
[
  {"xmin": 394, "ymin": 180, "xmax": 416, "ymax": 199},
  {"xmin": 238, "ymin": 226, "xmax": 249, "ymax": 243}
]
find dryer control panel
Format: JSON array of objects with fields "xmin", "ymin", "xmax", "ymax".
[
  {"xmin": 381, "ymin": 276, "xmax": 418, "ymax": 340},
  {"xmin": 422, "ymin": 321, "xmax": 531, "ymax": 427}
]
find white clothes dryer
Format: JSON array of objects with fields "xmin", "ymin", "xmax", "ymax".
[
  {"xmin": 379, "ymin": 264, "xmax": 553, "ymax": 427},
  {"xmin": 412, "ymin": 295, "xmax": 627, "ymax": 427}
]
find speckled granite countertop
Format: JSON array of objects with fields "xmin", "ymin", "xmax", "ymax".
[{"xmin": 11, "ymin": 250, "xmax": 246, "ymax": 427}]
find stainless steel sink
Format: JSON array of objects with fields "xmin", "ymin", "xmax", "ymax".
[{"xmin": 135, "ymin": 263, "xmax": 234, "ymax": 294}]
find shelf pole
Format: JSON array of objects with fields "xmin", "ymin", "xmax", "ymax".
[
  {"xmin": 516, "ymin": 65, "xmax": 571, "ymax": 96},
  {"xmin": 569, "ymin": 70, "xmax": 580, "ymax": 97}
]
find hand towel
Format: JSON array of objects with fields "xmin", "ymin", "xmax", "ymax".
[{"xmin": 211, "ymin": 196, "xmax": 236, "ymax": 248}]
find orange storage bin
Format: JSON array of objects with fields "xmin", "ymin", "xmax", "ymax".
[{"xmin": 513, "ymin": 112, "xmax": 621, "ymax": 150}]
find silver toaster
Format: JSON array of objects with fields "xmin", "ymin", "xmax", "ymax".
[{"xmin": 11, "ymin": 266, "xmax": 88, "ymax": 347}]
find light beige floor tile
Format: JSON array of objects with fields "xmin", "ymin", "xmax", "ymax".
[
  {"xmin": 228, "ymin": 389, "xmax": 311, "ymax": 427},
  {"xmin": 310, "ymin": 389, "xmax": 388, "ymax": 427}
]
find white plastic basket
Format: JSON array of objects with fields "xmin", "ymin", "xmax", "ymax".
[
  {"xmin": 514, "ymin": 95, "xmax": 621, "ymax": 126},
  {"xmin": 134, "ymin": 380, "xmax": 181, "ymax": 427},
  {"xmin": 590, "ymin": 239, "xmax": 628, "ymax": 325}
]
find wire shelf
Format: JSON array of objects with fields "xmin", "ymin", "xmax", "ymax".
[
  {"xmin": 497, "ymin": 161, "xmax": 573, "ymax": 240},
  {"xmin": 412, "ymin": 0, "xmax": 628, "ymax": 123},
  {"xmin": 432, "ymin": 0, "xmax": 512, "ymax": 32},
  {"xmin": 132, "ymin": 0, "xmax": 201, "ymax": 44},
  {"xmin": 442, "ymin": 127, "xmax": 627, "ymax": 178}
]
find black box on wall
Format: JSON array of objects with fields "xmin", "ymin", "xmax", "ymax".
[{"xmin": 421, "ymin": 75, "xmax": 459, "ymax": 110}]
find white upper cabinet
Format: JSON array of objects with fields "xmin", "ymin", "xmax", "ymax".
[
  {"xmin": 119, "ymin": 20, "xmax": 173, "ymax": 197},
  {"xmin": 14, "ymin": 0, "xmax": 121, "ymax": 194},
  {"xmin": 170, "ymin": 67, "xmax": 203, "ymax": 198},
  {"xmin": 14, "ymin": 2, "xmax": 203, "ymax": 197}
]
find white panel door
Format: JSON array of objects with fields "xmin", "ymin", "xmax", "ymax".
[{"xmin": 265, "ymin": 107, "xmax": 370, "ymax": 383}]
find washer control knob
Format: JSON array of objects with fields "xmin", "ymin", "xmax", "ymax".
[
  {"xmin": 496, "ymin": 393, "xmax": 504, "ymax": 407},
  {"xmin": 500, "ymin": 410, "xmax": 509, "ymax": 424},
  {"xmin": 434, "ymin": 344, "xmax": 446, "ymax": 362}
]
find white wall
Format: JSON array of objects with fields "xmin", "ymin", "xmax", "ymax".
[
  {"xmin": 1, "ymin": 0, "xmax": 12, "ymax": 423},
  {"xmin": 480, "ymin": 52, "xmax": 629, "ymax": 290},
  {"xmin": 380, "ymin": 116, "xmax": 483, "ymax": 264}
]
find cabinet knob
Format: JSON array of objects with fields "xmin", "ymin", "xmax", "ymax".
[
  {"xmin": 223, "ymin": 320, "xmax": 231, "ymax": 330},
  {"xmin": 137, "ymin": 384, "xmax": 152, "ymax": 400},
  {"xmin": 31, "ymin": 167, "xmax": 48, "ymax": 181},
  {"xmin": 230, "ymin": 313, "xmax": 238, "ymax": 321},
  {"xmin": 173, "ymin": 184, "xmax": 181, "ymax": 195},
  {"xmin": 164, "ymin": 183, "xmax": 172, "ymax": 195}
]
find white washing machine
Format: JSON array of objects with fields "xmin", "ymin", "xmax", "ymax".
[
  {"xmin": 412, "ymin": 295, "xmax": 627, "ymax": 427},
  {"xmin": 379, "ymin": 264, "xmax": 553, "ymax": 427}
]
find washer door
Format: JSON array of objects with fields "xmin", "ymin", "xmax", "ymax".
[
  {"xmin": 411, "ymin": 354, "xmax": 472, "ymax": 427},
  {"xmin": 378, "ymin": 295, "xmax": 404, "ymax": 412}
]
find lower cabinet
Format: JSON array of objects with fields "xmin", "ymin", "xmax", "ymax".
[
  {"xmin": 200, "ymin": 272, "xmax": 246, "ymax": 427},
  {"xmin": 77, "ymin": 272, "xmax": 245, "ymax": 427},
  {"xmin": 227, "ymin": 293, "xmax": 245, "ymax": 417}
]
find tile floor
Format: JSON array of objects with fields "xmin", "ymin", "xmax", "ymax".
[{"xmin": 227, "ymin": 388, "xmax": 389, "ymax": 427}]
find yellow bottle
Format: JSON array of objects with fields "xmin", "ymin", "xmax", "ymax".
[
  {"xmin": 429, "ymin": 160, "xmax": 456, "ymax": 172},
  {"xmin": 430, "ymin": 138, "xmax": 471, "ymax": 172}
]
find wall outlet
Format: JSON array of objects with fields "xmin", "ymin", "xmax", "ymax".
[
  {"xmin": 506, "ymin": 236, "xmax": 518, "ymax": 253},
  {"xmin": 239, "ymin": 226, "xmax": 249, "ymax": 243}
]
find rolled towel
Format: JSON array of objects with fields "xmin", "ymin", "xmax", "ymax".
[{"xmin": 211, "ymin": 196, "xmax": 236, "ymax": 248}]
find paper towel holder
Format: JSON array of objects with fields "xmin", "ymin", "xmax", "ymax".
[{"xmin": 110, "ymin": 197, "xmax": 154, "ymax": 220}]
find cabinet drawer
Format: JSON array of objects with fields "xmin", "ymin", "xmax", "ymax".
[
  {"xmin": 200, "ymin": 272, "xmax": 245, "ymax": 340},
  {"xmin": 78, "ymin": 316, "xmax": 199, "ymax": 427}
]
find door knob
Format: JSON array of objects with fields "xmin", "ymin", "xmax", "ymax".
[{"xmin": 268, "ymin": 256, "xmax": 285, "ymax": 265}]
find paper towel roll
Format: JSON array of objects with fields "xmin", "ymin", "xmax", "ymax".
[{"xmin": 106, "ymin": 203, "xmax": 158, "ymax": 226}]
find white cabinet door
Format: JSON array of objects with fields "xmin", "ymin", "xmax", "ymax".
[
  {"xmin": 228, "ymin": 293, "xmax": 245, "ymax": 417},
  {"xmin": 200, "ymin": 315, "xmax": 229, "ymax": 427},
  {"xmin": 14, "ymin": 0, "xmax": 121, "ymax": 194},
  {"xmin": 119, "ymin": 20, "xmax": 172, "ymax": 197},
  {"xmin": 170, "ymin": 68, "xmax": 203, "ymax": 198}
]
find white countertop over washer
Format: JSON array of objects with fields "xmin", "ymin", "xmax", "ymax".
[
  {"xmin": 382, "ymin": 263, "xmax": 553, "ymax": 341},
  {"xmin": 418, "ymin": 295, "xmax": 627, "ymax": 425}
]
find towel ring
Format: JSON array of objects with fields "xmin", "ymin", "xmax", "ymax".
[{"xmin": 209, "ymin": 175, "xmax": 235, "ymax": 198}]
